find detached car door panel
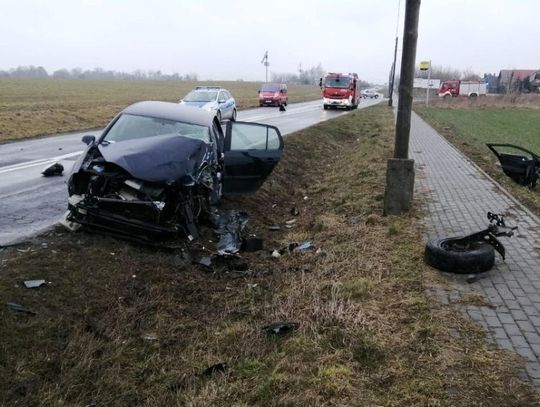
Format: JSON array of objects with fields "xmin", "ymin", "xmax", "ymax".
[
  {"xmin": 223, "ymin": 121, "xmax": 283, "ymax": 194},
  {"xmin": 487, "ymin": 143, "xmax": 540, "ymax": 187}
]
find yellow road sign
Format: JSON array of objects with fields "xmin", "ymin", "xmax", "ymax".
[{"xmin": 419, "ymin": 61, "xmax": 430, "ymax": 70}]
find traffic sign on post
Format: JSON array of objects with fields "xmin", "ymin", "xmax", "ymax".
[{"xmin": 419, "ymin": 60, "xmax": 430, "ymax": 71}]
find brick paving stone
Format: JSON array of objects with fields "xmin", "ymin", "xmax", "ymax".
[
  {"xmin": 485, "ymin": 316, "xmax": 502, "ymax": 328},
  {"xmin": 499, "ymin": 313, "xmax": 515, "ymax": 324},
  {"xmin": 511, "ymin": 336, "xmax": 530, "ymax": 349},
  {"xmin": 498, "ymin": 339, "xmax": 515, "ymax": 352},
  {"xmin": 518, "ymin": 320, "xmax": 537, "ymax": 333},
  {"xmin": 524, "ymin": 332, "xmax": 540, "ymax": 345},
  {"xmin": 410, "ymin": 111, "xmax": 540, "ymax": 388},
  {"xmin": 490, "ymin": 327, "xmax": 509, "ymax": 340},
  {"xmin": 527, "ymin": 363, "xmax": 540, "ymax": 379},
  {"xmin": 510, "ymin": 309, "xmax": 529, "ymax": 321},
  {"xmin": 516, "ymin": 347, "xmax": 538, "ymax": 362}
]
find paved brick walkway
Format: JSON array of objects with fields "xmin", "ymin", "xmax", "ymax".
[{"xmin": 409, "ymin": 112, "xmax": 540, "ymax": 387}]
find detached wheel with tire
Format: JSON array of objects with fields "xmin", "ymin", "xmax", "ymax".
[{"xmin": 424, "ymin": 237, "xmax": 495, "ymax": 274}]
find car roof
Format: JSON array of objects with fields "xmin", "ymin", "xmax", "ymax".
[
  {"xmin": 123, "ymin": 101, "xmax": 215, "ymax": 126},
  {"xmin": 193, "ymin": 86, "xmax": 229, "ymax": 92}
]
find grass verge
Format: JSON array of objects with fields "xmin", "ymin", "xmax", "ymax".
[
  {"xmin": 1, "ymin": 105, "xmax": 538, "ymax": 406},
  {"xmin": 0, "ymin": 79, "xmax": 320, "ymax": 143},
  {"xmin": 415, "ymin": 106, "xmax": 540, "ymax": 216}
]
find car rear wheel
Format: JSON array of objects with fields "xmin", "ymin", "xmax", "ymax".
[{"xmin": 231, "ymin": 108, "xmax": 237, "ymax": 121}]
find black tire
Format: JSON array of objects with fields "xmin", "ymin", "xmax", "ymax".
[
  {"xmin": 424, "ymin": 237, "xmax": 495, "ymax": 274},
  {"xmin": 216, "ymin": 110, "xmax": 222, "ymax": 123},
  {"xmin": 231, "ymin": 108, "xmax": 237, "ymax": 121},
  {"xmin": 323, "ymin": 104, "xmax": 328, "ymax": 110}
]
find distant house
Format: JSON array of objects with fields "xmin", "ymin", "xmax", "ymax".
[{"xmin": 497, "ymin": 69, "xmax": 540, "ymax": 93}]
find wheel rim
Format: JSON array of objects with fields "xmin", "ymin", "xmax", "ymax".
[{"xmin": 442, "ymin": 240, "xmax": 485, "ymax": 252}]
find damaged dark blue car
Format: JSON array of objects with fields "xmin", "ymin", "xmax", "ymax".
[{"xmin": 65, "ymin": 101, "xmax": 283, "ymax": 243}]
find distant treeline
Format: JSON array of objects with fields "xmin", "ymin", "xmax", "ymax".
[
  {"xmin": 0, "ymin": 65, "xmax": 199, "ymax": 81},
  {"xmin": 271, "ymin": 63, "xmax": 371, "ymax": 87}
]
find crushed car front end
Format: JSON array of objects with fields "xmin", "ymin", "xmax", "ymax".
[{"xmin": 65, "ymin": 102, "xmax": 221, "ymax": 243}]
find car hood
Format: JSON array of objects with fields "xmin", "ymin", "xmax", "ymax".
[
  {"xmin": 97, "ymin": 134, "xmax": 209, "ymax": 184},
  {"xmin": 181, "ymin": 101, "xmax": 216, "ymax": 109}
]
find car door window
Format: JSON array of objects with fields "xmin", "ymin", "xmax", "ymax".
[
  {"xmin": 229, "ymin": 123, "xmax": 280, "ymax": 150},
  {"xmin": 218, "ymin": 91, "xmax": 226, "ymax": 103}
]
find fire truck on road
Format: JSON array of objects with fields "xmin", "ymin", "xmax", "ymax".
[
  {"xmin": 319, "ymin": 72, "xmax": 361, "ymax": 110},
  {"xmin": 438, "ymin": 80, "xmax": 487, "ymax": 98}
]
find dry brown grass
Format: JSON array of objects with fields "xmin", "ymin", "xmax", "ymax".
[
  {"xmin": 423, "ymin": 93, "xmax": 540, "ymax": 110},
  {"xmin": 1, "ymin": 106, "xmax": 538, "ymax": 406},
  {"xmin": 0, "ymin": 78, "xmax": 320, "ymax": 143}
]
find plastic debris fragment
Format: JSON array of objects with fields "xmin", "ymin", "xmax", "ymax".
[
  {"xmin": 263, "ymin": 321, "xmax": 299, "ymax": 336},
  {"xmin": 23, "ymin": 279, "xmax": 46, "ymax": 289}
]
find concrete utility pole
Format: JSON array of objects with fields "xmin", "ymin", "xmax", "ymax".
[{"xmin": 383, "ymin": 0, "xmax": 421, "ymax": 215}]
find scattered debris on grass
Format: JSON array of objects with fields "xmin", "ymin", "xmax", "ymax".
[
  {"xmin": 202, "ymin": 362, "xmax": 228, "ymax": 377},
  {"xmin": 263, "ymin": 321, "xmax": 299, "ymax": 336},
  {"xmin": 214, "ymin": 210, "xmax": 249, "ymax": 256},
  {"xmin": 6, "ymin": 302, "xmax": 35, "ymax": 315},
  {"xmin": 241, "ymin": 237, "xmax": 264, "ymax": 252},
  {"xmin": 23, "ymin": 279, "xmax": 46, "ymax": 288}
]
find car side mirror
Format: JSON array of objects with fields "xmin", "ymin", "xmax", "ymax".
[
  {"xmin": 219, "ymin": 99, "xmax": 226, "ymax": 104},
  {"xmin": 81, "ymin": 135, "xmax": 95, "ymax": 145}
]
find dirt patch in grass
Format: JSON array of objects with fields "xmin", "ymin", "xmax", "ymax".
[
  {"xmin": 1, "ymin": 106, "xmax": 538, "ymax": 406},
  {"xmin": 415, "ymin": 105, "xmax": 540, "ymax": 217},
  {"xmin": 0, "ymin": 78, "xmax": 321, "ymax": 143}
]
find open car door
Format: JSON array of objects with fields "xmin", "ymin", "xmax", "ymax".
[
  {"xmin": 223, "ymin": 121, "xmax": 283, "ymax": 194},
  {"xmin": 487, "ymin": 143, "xmax": 540, "ymax": 188}
]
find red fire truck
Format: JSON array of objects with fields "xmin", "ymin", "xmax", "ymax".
[
  {"xmin": 319, "ymin": 72, "xmax": 361, "ymax": 110},
  {"xmin": 438, "ymin": 80, "xmax": 487, "ymax": 98}
]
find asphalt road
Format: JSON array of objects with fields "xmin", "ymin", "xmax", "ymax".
[{"xmin": 0, "ymin": 98, "xmax": 382, "ymax": 246}]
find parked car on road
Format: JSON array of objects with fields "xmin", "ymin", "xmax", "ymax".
[
  {"xmin": 180, "ymin": 86, "xmax": 237, "ymax": 122},
  {"xmin": 65, "ymin": 101, "xmax": 283, "ymax": 243},
  {"xmin": 258, "ymin": 83, "xmax": 288, "ymax": 107},
  {"xmin": 361, "ymin": 89, "xmax": 379, "ymax": 99}
]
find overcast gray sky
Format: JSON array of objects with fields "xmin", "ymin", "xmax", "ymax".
[{"xmin": 0, "ymin": 0, "xmax": 537, "ymax": 83}]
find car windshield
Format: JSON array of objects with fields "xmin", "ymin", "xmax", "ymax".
[
  {"xmin": 103, "ymin": 114, "xmax": 210, "ymax": 143},
  {"xmin": 325, "ymin": 77, "xmax": 350, "ymax": 88},
  {"xmin": 261, "ymin": 84, "xmax": 280, "ymax": 92},
  {"xmin": 183, "ymin": 90, "xmax": 218, "ymax": 102}
]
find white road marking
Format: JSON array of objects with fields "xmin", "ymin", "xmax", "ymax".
[{"xmin": 0, "ymin": 151, "xmax": 82, "ymax": 175}]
